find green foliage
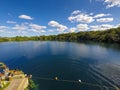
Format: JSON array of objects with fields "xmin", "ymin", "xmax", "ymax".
[
  {"xmin": 0, "ymin": 27, "xmax": 120, "ymax": 43},
  {"xmin": 27, "ymin": 79, "xmax": 39, "ymax": 90},
  {"xmin": 0, "ymin": 82, "xmax": 10, "ymax": 90}
]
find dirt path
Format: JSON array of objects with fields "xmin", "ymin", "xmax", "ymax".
[{"xmin": 5, "ymin": 78, "xmax": 28, "ymax": 90}]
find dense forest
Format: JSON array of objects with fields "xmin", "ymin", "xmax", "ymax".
[{"xmin": 0, "ymin": 27, "xmax": 120, "ymax": 43}]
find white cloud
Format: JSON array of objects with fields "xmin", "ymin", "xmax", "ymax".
[
  {"xmin": 12, "ymin": 23, "xmax": 47, "ymax": 33},
  {"xmin": 31, "ymin": 29, "xmax": 46, "ymax": 33},
  {"xmin": 48, "ymin": 21, "xmax": 59, "ymax": 27},
  {"xmin": 12, "ymin": 23, "xmax": 28, "ymax": 31},
  {"xmin": 29, "ymin": 24, "xmax": 46, "ymax": 30},
  {"xmin": 69, "ymin": 28, "xmax": 77, "ymax": 33},
  {"xmin": 0, "ymin": 26, "xmax": 8, "ymax": 34},
  {"xmin": 77, "ymin": 24, "xmax": 89, "ymax": 31},
  {"xmin": 67, "ymin": 24, "xmax": 89, "ymax": 33},
  {"xmin": 0, "ymin": 26, "xmax": 8, "ymax": 29},
  {"xmin": 105, "ymin": 0, "xmax": 120, "ymax": 8},
  {"xmin": 68, "ymin": 10, "xmax": 115, "ymax": 24},
  {"xmin": 7, "ymin": 21, "xmax": 16, "ymax": 24},
  {"xmin": 68, "ymin": 10, "xmax": 94, "ymax": 23},
  {"xmin": 48, "ymin": 30, "xmax": 54, "ymax": 32},
  {"xmin": 29, "ymin": 23, "xmax": 46, "ymax": 33},
  {"xmin": 71, "ymin": 10, "xmax": 81, "ymax": 15},
  {"xmin": 0, "ymin": 30, "xmax": 4, "ymax": 32},
  {"xmin": 19, "ymin": 15, "xmax": 33, "ymax": 20},
  {"xmin": 96, "ymin": 18, "xmax": 114, "ymax": 22},
  {"xmin": 94, "ymin": 14, "xmax": 111, "ymax": 18},
  {"xmin": 97, "ymin": 0, "xmax": 120, "ymax": 8},
  {"xmin": 116, "ymin": 24, "xmax": 120, "ymax": 27},
  {"xmin": 90, "ymin": 24, "xmax": 114, "ymax": 30},
  {"xmin": 48, "ymin": 21, "xmax": 68, "ymax": 32}
]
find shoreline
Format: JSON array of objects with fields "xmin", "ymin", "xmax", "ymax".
[{"xmin": 0, "ymin": 62, "xmax": 36, "ymax": 90}]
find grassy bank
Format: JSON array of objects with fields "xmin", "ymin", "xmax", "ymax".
[
  {"xmin": 0, "ymin": 82, "xmax": 10, "ymax": 90},
  {"xmin": 25, "ymin": 79, "xmax": 38, "ymax": 90}
]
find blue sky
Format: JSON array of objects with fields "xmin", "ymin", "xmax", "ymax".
[{"xmin": 0, "ymin": 0, "xmax": 120, "ymax": 37}]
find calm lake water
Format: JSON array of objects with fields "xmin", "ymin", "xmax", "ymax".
[{"xmin": 0, "ymin": 41, "xmax": 120, "ymax": 90}]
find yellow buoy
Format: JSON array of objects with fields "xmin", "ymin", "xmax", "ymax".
[{"xmin": 55, "ymin": 77, "xmax": 58, "ymax": 80}]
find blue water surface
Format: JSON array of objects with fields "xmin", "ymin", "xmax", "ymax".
[{"xmin": 0, "ymin": 41, "xmax": 120, "ymax": 90}]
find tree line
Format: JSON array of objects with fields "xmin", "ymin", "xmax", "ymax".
[{"xmin": 0, "ymin": 27, "xmax": 120, "ymax": 43}]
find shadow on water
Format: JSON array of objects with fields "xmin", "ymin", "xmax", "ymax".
[{"xmin": 76, "ymin": 41, "xmax": 120, "ymax": 51}]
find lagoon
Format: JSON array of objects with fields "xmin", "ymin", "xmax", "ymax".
[{"xmin": 0, "ymin": 41, "xmax": 120, "ymax": 90}]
